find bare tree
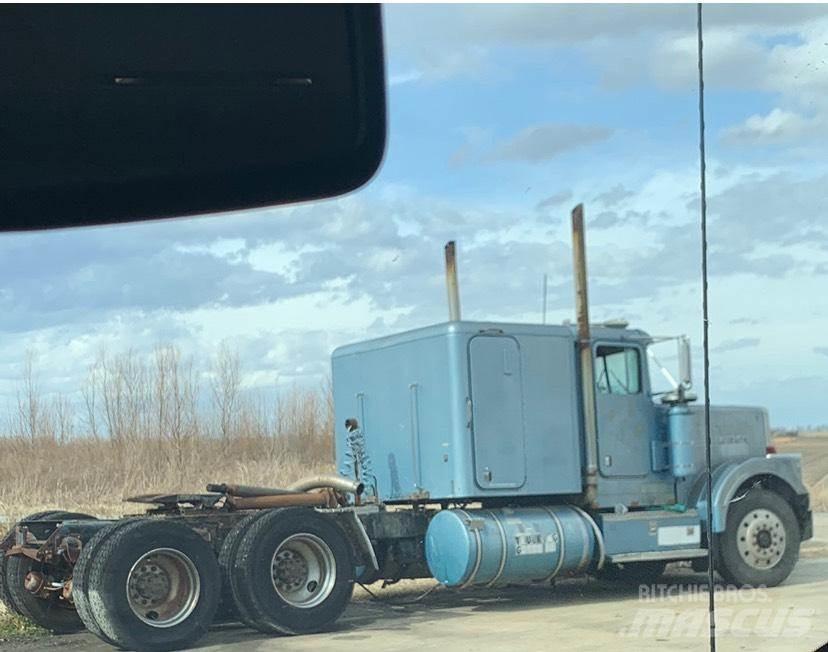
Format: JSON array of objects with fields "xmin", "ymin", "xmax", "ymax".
[
  {"xmin": 211, "ymin": 343, "xmax": 241, "ymax": 441},
  {"xmin": 15, "ymin": 350, "xmax": 43, "ymax": 442},
  {"xmin": 97, "ymin": 348, "xmax": 152, "ymax": 442},
  {"xmin": 51, "ymin": 393, "xmax": 74, "ymax": 444},
  {"xmin": 153, "ymin": 345, "xmax": 199, "ymax": 470},
  {"xmin": 81, "ymin": 360, "xmax": 101, "ymax": 439}
]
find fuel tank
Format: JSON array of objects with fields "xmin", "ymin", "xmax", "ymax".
[{"xmin": 425, "ymin": 506, "xmax": 596, "ymax": 587}]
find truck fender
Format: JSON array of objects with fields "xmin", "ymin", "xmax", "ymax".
[{"xmin": 693, "ymin": 454, "xmax": 808, "ymax": 534}]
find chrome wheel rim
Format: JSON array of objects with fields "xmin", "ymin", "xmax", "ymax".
[
  {"xmin": 126, "ymin": 548, "xmax": 200, "ymax": 627},
  {"xmin": 736, "ymin": 508, "xmax": 786, "ymax": 570},
  {"xmin": 270, "ymin": 533, "xmax": 336, "ymax": 609}
]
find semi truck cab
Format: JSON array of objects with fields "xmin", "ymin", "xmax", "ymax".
[{"xmin": 332, "ymin": 316, "xmax": 812, "ymax": 588}]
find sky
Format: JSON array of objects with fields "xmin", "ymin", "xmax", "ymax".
[{"xmin": 2, "ymin": 4, "xmax": 828, "ymax": 428}]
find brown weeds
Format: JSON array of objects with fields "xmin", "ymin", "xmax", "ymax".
[{"xmin": 0, "ymin": 345, "xmax": 335, "ymax": 524}]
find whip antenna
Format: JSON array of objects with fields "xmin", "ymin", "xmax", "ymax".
[{"xmin": 696, "ymin": 3, "xmax": 716, "ymax": 650}]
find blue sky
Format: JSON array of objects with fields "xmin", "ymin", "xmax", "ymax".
[{"xmin": 2, "ymin": 4, "xmax": 828, "ymax": 427}]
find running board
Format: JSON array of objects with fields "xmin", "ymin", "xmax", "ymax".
[{"xmin": 609, "ymin": 548, "xmax": 708, "ymax": 563}]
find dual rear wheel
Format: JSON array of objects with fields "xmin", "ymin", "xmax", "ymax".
[
  {"xmin": 72, "ymin": 508, "xmax": 353, "ymax": 651},
  {"xmin": 221, "ymin": 508, "xmax": 354, "ymax": 636},
  {"xmin": 74, "ymin": 518, "xmax": 220, "ymax": 651}
]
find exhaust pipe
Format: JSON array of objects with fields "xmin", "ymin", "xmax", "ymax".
[
  {"xmin": 445, "ymin": 241, "xmax": 461, "ymax": 321},
  {"xmin": 206, "ymin": 483, "xmax": 294, "ymax": 497},
  {"xmin": 228, "ymin": 491, "xmax": 338, "ymax": 510},
  {"xmin": 287, "ymin": 474, "xmax": 365, "ymax": 496},
  {"xmin": 209, "ymin": 475, "xmax": 364, "ymax": 499},
  {"xmin": 571, "ymin": 204, "xmax": 599, "ymax": 507}
]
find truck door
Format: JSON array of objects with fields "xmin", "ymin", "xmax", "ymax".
[
  {"xmin": 593, "ymin": 343, "xmax": 655, "ymax": 477},
  {"xmin": 468, "ymin": 334, "xmax": 527, "ymax": 489}
]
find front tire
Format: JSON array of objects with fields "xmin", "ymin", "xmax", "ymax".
[{"xmin": 717, "ymin": 488, "xmax": 800, "ymax": 587}]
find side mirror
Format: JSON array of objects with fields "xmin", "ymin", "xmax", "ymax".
[
  {"xmin": 678, "ymin": 336, "xmax": 692, "ymax": 389},
  {"xmin": 1, "ymin": 5, "xmax": 386, "ymax": 230}
]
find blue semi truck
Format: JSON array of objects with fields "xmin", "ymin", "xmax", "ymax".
[{"xmin": 0, "ymin": 207, "xmax": 812, "ymax": 651}]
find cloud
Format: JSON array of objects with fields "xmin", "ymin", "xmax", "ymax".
[
  {"xmin": 594, "ymin": 184, "xmax": 635, "ymax": 207},
  {"xmin": 590, "ymin": 211, "xmax": 620, "ymax": 229},
  {"xmin": 569, "ymin": 9, "xmax": 828, "ymax": 137},
  {"xmin": 815, "ymin": 347, "xmax": 828, "ymax": 357},
  {"xmin": 487, "ymin": 124, "xmax": 613, "ymax": 163},
  {"xmin": 2, "ymin": 160, "xmax": 826, "ymax": 423},
  {"xmin": 722, "ymin": 109, "xmax": 819, "ymax": 145},
  {"xmin": 385, "ymin": 5, "xmax": 828, "ymax": 87},
  {"xmin": 536, "ymin": 190, "xmax": 573, "ymax": 211},
  {"xmin": 388, "ymin": 69, "xmax": 423, "ymax": 86},
  {"xmin": 704, "ymin": 172, "xmax": 828, "ymax": 254},
  {"xmin": 713, "ymin": 338, "xmax": 760, "ymax": 353}
]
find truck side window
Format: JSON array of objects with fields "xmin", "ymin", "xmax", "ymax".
[{"xmin": 595, "ymin": 345, "xmax": 641, "ymax": 395}]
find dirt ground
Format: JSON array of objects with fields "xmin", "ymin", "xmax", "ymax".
[{"xmin": 773, "ymin": 432, "xmax": 828, "ymax": 509}]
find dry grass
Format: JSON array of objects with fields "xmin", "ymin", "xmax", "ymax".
[
  {"xmin": 1, "ymin": 345, "xmax": 336, "ymax": 525},
  {"xmin": 0, "ymin": 352, "xmax": 335, "ymax": 636},
  {"xmin": 0, "ymin": 433, "xmax": 334, "ymax": 526}
]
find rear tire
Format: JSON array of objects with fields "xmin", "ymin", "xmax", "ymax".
[
  {"xmin": 73, "ymin": 519, "xmax": 140, "ymax": 646},
  {"xmin": 1, "ymin": 510, "xmax": 95, "ymax": 632},
  {"xmin": 0, "ymin": 551, "xmax": 14, "ymax": 617},
  {"xmin": 717, "ymin": 488, "xmax": 800, "ymax": 587},
  {"xmin": 231, "ymin": 508, "xmax": 354, "ymax": 635},
  {"xmin": 4, "ymin": 555, "xmax": 85, "ymax": 634},
  {"xmin": 217, "ymin": 512, "xmax": 267, "ymax": 629},
  {"xmin": 86, "ymin": 519, "xmax": 221, "ymax": 652}
]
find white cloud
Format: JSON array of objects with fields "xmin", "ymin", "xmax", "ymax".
[
  {"xmin": 722, "ymin": 108, "xmax": 819, "ymax": 145},
  {"xmin": 487, "ymin": 124, "xmax": 613, "ymax": 163},
  {"xmin": 388, "ymin": 69, "xmax": 422, "ymax": 86},
  {"xmin": 385, "ymin": 5, "xmax": 828, "ymax": 86}
]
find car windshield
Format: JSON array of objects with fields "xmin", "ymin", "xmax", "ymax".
[{"xmin": 0, "ymin": 4, "xmax": 826, "ymax": 651}]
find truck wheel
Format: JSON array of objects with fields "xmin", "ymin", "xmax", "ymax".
[
  {"xmin": 0, "ymin": 510, "xmax": 95, "ymax": 632},
  {"xmin": 1, "ymin": 512, "xmax": 70, "ymax": 616},
  {"xmin": 218, "ymin": 512, "xmax": 267, "ymax": 629},
  {"xmin": 73, "ymin": 520, "xmax": 140, "ymax": 646},
  {"xmin": 717, "ymin": 488, "xmax": 800, "ymax": 587},
  {"xmin": 598, "ymin": 560, "xmax": 666, "ymax": 584},
  {"xmin": 231, "ymin": 508, "xmax": 354, "ymax": 635},
  {"xmin": 4, "ymin": 554, "xmax": 84, "ymax": 633},
  {"xmin": 86, "ymin": 519, "xmax": 221, "ymax": 652}
]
